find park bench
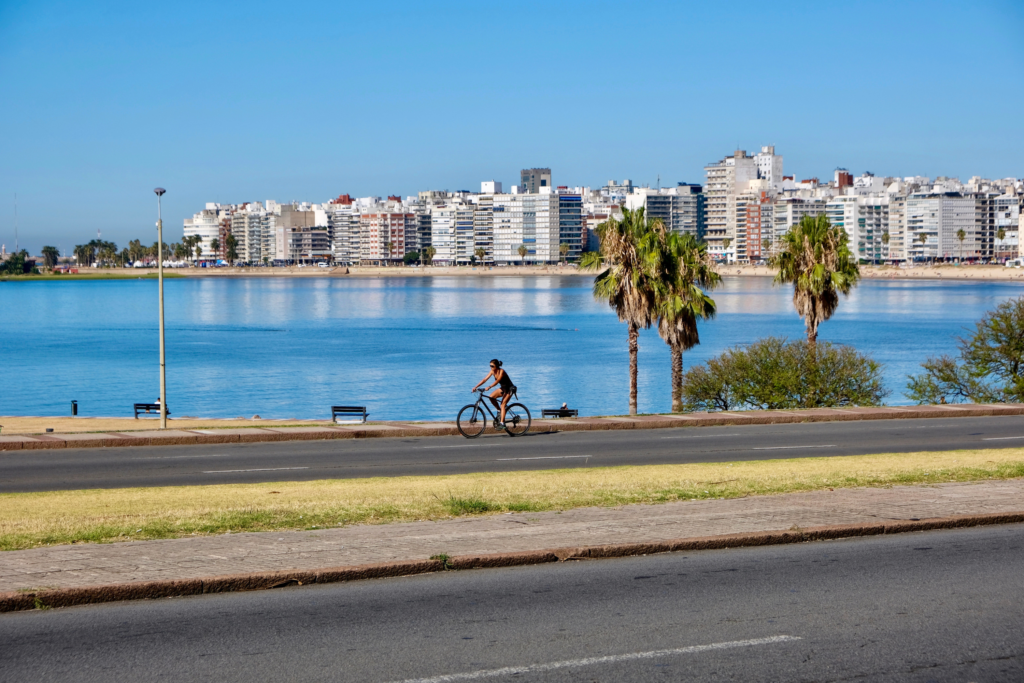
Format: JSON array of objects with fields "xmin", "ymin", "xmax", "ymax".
[
  {"xmin": 332, "ymin": 406, "xmax": 368, "ymax": 423},
  {"xmin": 541, "ymin": 408, "xmax": 578, "ymax": 418},
  {"xmin": 134, "ymin": 403, "xmax": 170, "ymax": 418}
]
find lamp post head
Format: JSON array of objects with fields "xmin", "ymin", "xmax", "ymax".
[{"xmin": 154, "ymin": 188, "xmax": 166, "ymax": 197}]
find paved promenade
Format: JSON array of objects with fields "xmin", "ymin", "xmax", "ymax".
[
  {"xmin": 3, "ymin": 480, "xmax": 1022, "ymax": 612},
  {"xmin": 3, "ymin": 402, "xmax": 1023, "ymax": 451}
]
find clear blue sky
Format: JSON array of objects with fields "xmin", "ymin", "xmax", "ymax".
[{"xmin": 1, "ymin": 0, "xmax": 1022, "ymax": 253}]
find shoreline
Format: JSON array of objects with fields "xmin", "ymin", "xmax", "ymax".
[{"xmin": 7, "ymin": 263, "xmax": 1024, "ymax": 282}]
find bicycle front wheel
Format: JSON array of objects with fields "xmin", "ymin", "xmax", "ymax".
[
  {"xmin": 457, "ymin": 404, "xmax": 486, "ymax": 438},
  {"xmin": 503, "ymin": 403, "xmax": 531, "ymax": 436}
]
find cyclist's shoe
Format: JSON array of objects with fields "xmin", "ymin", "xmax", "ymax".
[{"xmin": 495, "ymin": 421, "xmax": 505, "ymax": 429}]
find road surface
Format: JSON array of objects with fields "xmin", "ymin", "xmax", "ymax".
[
  {"xmin": 3, "ymin": 415, "xmax": 1024, "ymax": 492},
  {"xmin": 1, "ymin": 524, "xmax": 1021, "ymax": 681}
]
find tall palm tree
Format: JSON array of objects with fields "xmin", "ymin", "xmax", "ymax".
[
  {"xmin": 474, "ymin": 247, "xmax": 486, "ymax": 264},
  {"xmin": 210, "ymin": 237, "xmax": 221, "ymax": 260},
  {"xmin": 225, "ymin": 234, "xmax": 239, "ymax": 263},
  {"xmin": 580, "ymin": 207, "xmax": 666, "ymax": 415},
  {"xmin": 770, "ymin": 214, "xmax": 860, "ymax": 345},
  {"xmin": 517, "ymin": 244, "xmax": 529, "ymax": 263},
  {"xmin": 657, "ymin": 233, "xmax": 720, "ymax": 412},
  {"xmin": 41, "ymin": 246, "xmax": 60, "ymax": 270},
  {"xmin": 559, "ymin": 242, "xmax": 569, "ymax": 264},
  {"xmin": 383, "ymin": 241, "xmax": 393, "ymax": 266},
  {"xmin": 956, "ymin": 228, "xmax": 966, "ymax": 264},
  {"xmin": 423, "ymin": 246, "xmax": 436, "ymax": 266},
  {"xmin": 917, "ymin": 232, "xmax": 928, "ymax": 263}
]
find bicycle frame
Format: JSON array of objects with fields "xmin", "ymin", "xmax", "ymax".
[{"xmin": 471, "ymin": 390, "xmax": 504, "ymax": 423}]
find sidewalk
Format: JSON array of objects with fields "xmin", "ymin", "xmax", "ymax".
[
  {"xmin": 3, "ymin": 403, "xmax": 1023, "ymax": 451},
  {"xmin": 3, "ymin": 480, "xmax": 1022, "ymax": 612}
]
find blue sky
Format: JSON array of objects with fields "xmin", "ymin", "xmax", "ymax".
[{"xmin": 1, "ymin": 0, "xmax": 1022, "ymax": 252}]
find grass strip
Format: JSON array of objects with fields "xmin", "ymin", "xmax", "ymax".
[{"xmin": 2, "ymin": 448, "xmax": 1023, "ymax": 551}]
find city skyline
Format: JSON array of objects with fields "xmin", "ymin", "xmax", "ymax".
[{"xmin": 2, "ymin": 0, "xmax": 1023, "ymax": 251}]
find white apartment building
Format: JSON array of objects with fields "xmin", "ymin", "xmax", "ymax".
[
  {"xmin": 704, "ymin": 147, "xmax": 780, "ymax": 262},
  {"xmin": 773, "ymin": 197, "xmax": 827, "ymax": 243},
  {"xmin": 995, "ymin": 192, "xmax": 1020, "ymax": 260},
  {"xmin": 325, "ymin": 198, "xmax": 360, "ymax": 265},
  {"xmin": 827, "ymin": 195, "xmax": 889, "ymax": 263},
  {"xmin": 905, "ymin": 193, "xmax": 977, "ymax": 261},
  {"xmin": 624, "ymin": 185, "xmax": 705, "ymax": 240},
  {"xmin": 229, "ymin": 203, "xmax": 270, "ymax": 263},
  {"xmin": 183, "ymin": 203, "xmax": 232, "ymax": 262},
  {"xmin": 754, "ymin": 146, "xmax": 784, "ymax": 190},
  {"xmin": 492, "ymin": 191, "xmax": 560, "ymax": 264}
]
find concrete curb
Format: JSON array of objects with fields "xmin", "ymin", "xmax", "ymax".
[
  {"xmin": 2, "ymin": 404, "xmax": 1024, "ymax": 451},
  {"xmin": 3, "ymin": 511, "xmax": 1022, "ymax": 613}
]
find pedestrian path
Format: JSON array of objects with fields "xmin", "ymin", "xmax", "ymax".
[
  {"xmin": 2, "ymin": 403, "xmax": 1022, "ymax": 451},
  {"xmin": 2, "ymin": 480, "xmax": 1022, "ymax": 611}
]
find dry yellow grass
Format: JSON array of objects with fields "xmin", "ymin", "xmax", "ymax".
[
  {"xmin": 0, "ymin": 416, "xmax": 335, "ymax": 435},
  {"xmin": 2, "ymin": 448, "xmax": 1022, "ymax": 551}
]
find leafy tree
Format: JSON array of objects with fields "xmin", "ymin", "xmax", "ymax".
[
  {"xmin": 1, "ymin": 249, "xmax": 30, "ymax": 274},
  {"xmin": 559, "ymin": 242, "xmax": 569, "ymax": 264},
  {"xmin": 656, "ymin": 232, "xmax": 719, "ymax": 412},
  {"xmin": 403, "ymin": 251, "xmax": 420, "ymax": 265},
  {"xmin": 681, "ymin": 337, "xmax": 887, "ymax": 412},
  {"xmin": 770, "ymin": 214, "xmax": 860, "ymax": 345},
  {"xmin": 997, "ymin": 227, "xmax": 1007, "ymax": 242},
  {"xmin": 907, "ymin": 297, "xmax": 1024, "ymax": 404},
  {"xmin": 41, "ymin": 246, "xmax": 60, "ymax": 269},
  {"xmin": 581, "ymin": 207, "xmax": 666, "ymax": 415}
]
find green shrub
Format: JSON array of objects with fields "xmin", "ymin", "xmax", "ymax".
[{"xmin": 680, "ymin": 337, "xmax": 888, "ymax": 412}]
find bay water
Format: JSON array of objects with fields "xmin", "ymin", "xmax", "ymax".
[{"xmin": 2, "ymin": 275, "xmax": 1021, "ymax": 421}]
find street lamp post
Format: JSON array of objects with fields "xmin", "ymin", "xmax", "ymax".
[{"xmin": 154, "ymin": 188, "xmax": 168, "ymax": 429}]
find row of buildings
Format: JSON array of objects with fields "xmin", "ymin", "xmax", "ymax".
[{"xmin": 183, "ymin": 156, "xmax": 1024, "ymax": 266}]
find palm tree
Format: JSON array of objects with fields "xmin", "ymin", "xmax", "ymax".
[
  {"xmin": 721, "ymin": 237, "xmax": 732, "ymax": 262},
  {"xmin": 474, "ymin": 247, "xmax": 486, "ymax": 264},
  {"xmin": 580, "ymin": 207, "xmax": 666, "ymax": 416},
  {"xmin": 559, "ymin": 242, "xmax": 570, "ymax": 264},
  {"xmin": 917, "ymin": 232, "xmax": 928, "ymax": 263},
  {"xmin": 956, "ymin": 228, "xmax": 966, "ymax": 264},
  {"xmin": 761, "ymin": 238, "xmax": 771, "ymax": 260},
  {"xmin": 383, "ymin": 241, "xmax": 393, "ymax": 265},
  {"xmin": 210, "ymin": 237, "xmax": 221, "ymax": 260},
  {"xmin": 770, "ymin": 214, "xmax": 860, "ymax": 345},
  {"xmin": 517, "ymin": 244, "xmax": 529, "ymax": 263},
  {"xmin": 194, "ymin": 242, "xmax": 203, "ymax": 264},
  {"xmin": 41, "ymin": 246, "xmax": 60, "ymax": 270},
  {"xmin": 225, "ymin": 234, "xmax": 239, "ymax": 263},
  {"xmin": 423, "ymin": 246, "xmax": 436, "ymax": 266},
  {"xmin": 657, "ymin": 232, "xmax": 720, "ymax": 412}
]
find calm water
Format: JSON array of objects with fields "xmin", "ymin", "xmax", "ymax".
[{"xmin": 2, "ymin": 275, "xmax": 1022, "ymax": 420}]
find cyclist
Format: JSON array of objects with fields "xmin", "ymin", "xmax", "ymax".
[{"xmin": 472, "ymin": 359, "xmax": 515, "ymax": 428}]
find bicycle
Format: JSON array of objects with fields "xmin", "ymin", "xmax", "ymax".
[{"xmin": 457, "ymin": 389, "xmax": 532, "ymax": 438}]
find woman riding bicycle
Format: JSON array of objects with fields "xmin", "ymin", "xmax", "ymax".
[{"xmin": 472, "ymin": 359, "xmax": 515, "ymax": 428}]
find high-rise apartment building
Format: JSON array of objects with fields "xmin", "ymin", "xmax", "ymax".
[
  {"xmin": 326, "ymin": 195, "xmax": 360, "ymax": 264},
  {"xmin": 994, "ymin": 192, "xmax": 1020, "ymax": 260},
  {"xmin": 557, "ymin": 190, "xmax": 583, "ymax": 262},
  {"xmin": 359, "ymin": 210, "xmax": 414, "ymax": 264},
  {"xmin": 905, "ymin": 193, "xmax": 977, "ymax": 261},
  {"xmin": 184, "ymin": 203, "xmax": 233, "ymax": 262},
  {"xmin": 520, "ymin": 168, "xmax": 552, "ymax": 193},
  {"xmin": 704, "ymin": 150, "xmax": 758, "ymax": 262},
  {"xmin": 625, "ymin": 185, "xmax": 705, "ymax": 241}
]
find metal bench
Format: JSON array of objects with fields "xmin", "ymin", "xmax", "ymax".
[
  {"xmin": 134, "ymin": 403, "xmax": 170, "ymax": 418},
  {"xmin": 332, "ymin": 406, "xmax": 368, "ymax": 423},
  {"xmin": 541, "ymin": 408, "xmax": 578, "ymax": 418}
]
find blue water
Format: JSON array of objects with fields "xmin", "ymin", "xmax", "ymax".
[{"xmin": 2, "ymin": 275, "xmax": 1021, "ymax": 420}]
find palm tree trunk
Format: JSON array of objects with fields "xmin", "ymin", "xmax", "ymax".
[
  {"xmin": 807, "ymin": 319, "xmax": 818, "ymax": 346},
  {"xmin": 628, "ymin": 323, "xmax": 639, "ymax": 416},
  {"xmin": 671, "ymin": 344, "xmax": 683, "ymax": 413}
]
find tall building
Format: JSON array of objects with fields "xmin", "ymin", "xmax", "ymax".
[
  {"xmin": 624, "ymin": 185, "xmax": 705, "ymax": 240},
  {"xmin": 183, "ymin": 203, "xmax": 233, "ymax": 262},
  {"xmin": 704, "ymin": 150, "xmax": 758, "ymax": 262},
  {"xmin": 325, "ymin": 195, "xmax": 360, "ymax": 264},
  {"xmin": 557, "ymin": 190, "xmax": 583, "ymax": 262},
  {"xmin": 359, "ymin": 210, "xmax": 415, "ymax": 265},
  {"xmin": 994, "ymin": 191, "xmax": 1020, "ymax": 260},
  {"xmin": 520, "ymin": 168, "xmax": 552, "ymax": 193},
  {"xmin": 905, "ymin": 193, "xmax": 976, "ymax": 261},
  {"xmin": 827, "ymin": 195, "xmax": 889, "ymax": 263}
]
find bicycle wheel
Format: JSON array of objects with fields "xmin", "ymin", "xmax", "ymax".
[
  {"xmin": 503, "ymin": 403, "xmax": 531, "ymax": 436},
  {"xmin": 457, "ymin": 404, "xmax": 486, "ymax": 438}
]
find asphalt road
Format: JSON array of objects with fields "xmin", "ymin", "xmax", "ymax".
[
  {"xmin": 2, "ymin": 524, "xmax": 1021, "ymax": 682},
  {"xmin": 4, "ymin": 415, "xmax": 1024, "ymax": 493}
]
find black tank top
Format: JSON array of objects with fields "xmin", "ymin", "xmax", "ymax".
[{"xmin": 498, "ymin": 368, "xmax": 513, "ymax": 390}]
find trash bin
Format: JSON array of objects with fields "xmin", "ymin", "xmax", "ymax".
[{"xmin": 71, "ymin": 400, "xmax": 78, "ymax": 416}]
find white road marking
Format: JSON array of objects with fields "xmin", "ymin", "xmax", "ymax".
[
  {"xmin": 392, "ymin": 635, "xmax": 801, "ymax": 683},
  {"xmin": 203, "ymin": 467, "xmax": 309, "ymax": 473},
  {"xmin": 982, "ymin": 435, "xmax": 1024, "ymax": 441},
  {"xmin": 661, "ymin": 433, "xmax": 741, "ymax": 439},
  {"xmin": 495, "ymin": 455, "xmax": 592, "ymax": 461},
  {"xmin": 752, "ymin": 445, "xmax": 835, "ymax": 450},
  {"xmin": 421, "ymin": 444, "xmax": 504, "ymax": 450},
  {"xmin": 138, "ymin": 454, "xmax": 230, "ymax": 460}
]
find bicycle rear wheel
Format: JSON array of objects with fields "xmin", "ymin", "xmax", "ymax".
[
  {"xmin": 457, "ymin": 404, "xmax": 486, "ymax": 438},
  {"xmin": 503, "ymin": 403, "xmax": 531, "ymax": 436}
]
